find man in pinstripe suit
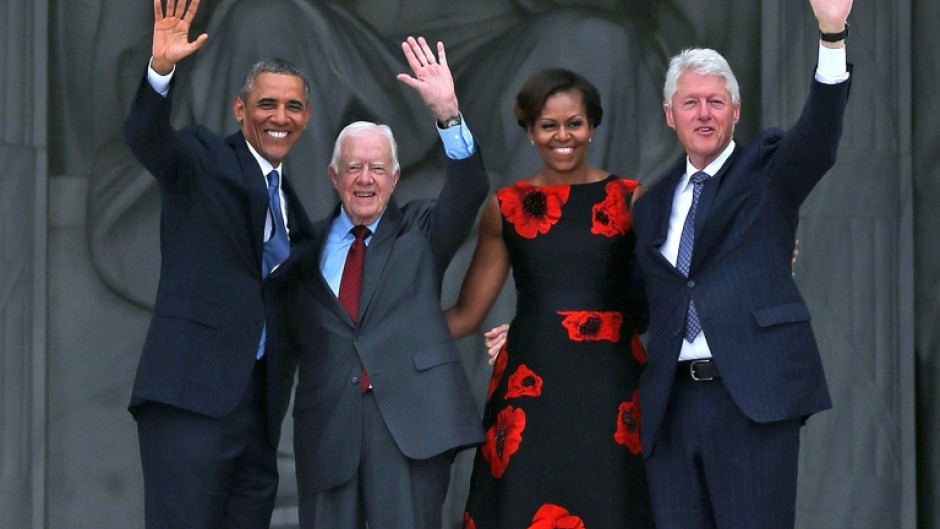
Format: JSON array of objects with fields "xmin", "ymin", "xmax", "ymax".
[{"xmin": 631, "ymin": 0, "xmax": 853, "ymax": 527}]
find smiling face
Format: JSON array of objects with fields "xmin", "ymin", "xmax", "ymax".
[
  {"xmin": 329, "ymin": 130, "xmax": 400, "ymax": 226},
  {"xmin": 664, "ymin": 71, "xmax": 740, "ymax": 170},
  {"xmin": 528, "ymin": 91, "xmax": 594, "ymax": 178},
  {"xmin": 233, "ymin": 72, "xmax": 311, "ymax": 166}
]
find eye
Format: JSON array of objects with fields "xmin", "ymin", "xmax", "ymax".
[
  {"xmin": 681, "ymin": 100, "xmax": 697, "ymax": 110},
  {"xmin": 370, "ymin": 166, "xmax": 387, "ymax": 176},
  {"xmin": 709, "ymin": 99, "xmax": 727, "ymax": 109},
  {"xmin": 287, "ymin": 103, "xmax": 305, "ymax": 112},
  {"xmin": 345, "ymin": 164, "xmax": 362, "ymax": 175},
  {"xmin": 539, "ymin": 121, "xmax": 557, "ymax": 131},
  {"xmin": 257, "ymin": 102, "xmax": 276, "ymax": 110},
  {"xmin": 566, "ymin": 119, "xmax": 584, "ymax": 129}
]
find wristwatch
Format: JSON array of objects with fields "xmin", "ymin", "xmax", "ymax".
[
  {"xmin": 820, "ymin": 23, "xmax": 848, "ymax": 42},
  {"xmin": 438, "ymin": 114, "xmax": 462, "ymax": 129}
]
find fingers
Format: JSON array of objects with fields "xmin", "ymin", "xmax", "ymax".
[
  {"xmin": 400, "ymin": 37, "xmax": 424, "ymax": 73},
  {"xmin": 401, "ymin": 36, "xmax": 442, "ymax": 71},
  {"xmin": 154, "ymin": 0, "xmax": 163, "ymax": 21},
  {"xmin": 183, "ymin": 0, "xmax": 201, "ymax": 25},
  {"xmin": 436, "ymin": 41, "xmax": 448, "ymax": 68},
  {"xmin": 417, "ymin": 37, "xmax": 437, "ymax": 65}
]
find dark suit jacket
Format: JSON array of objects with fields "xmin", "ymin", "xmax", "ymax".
[
  {"xmin": 124, "ymin": 72, "xmax": 313, "ymax": 448},
  {"xmin": 633, "ymin": 73, "xmax": 852, "ymax": 457},
  {"xmin": 267, "ymin": 149, "xmax": 488, "ymax": 498}
]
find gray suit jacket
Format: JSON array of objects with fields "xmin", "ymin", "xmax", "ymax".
[{"xmin": 268, "ymin": 149, "xmax": 488, "ymax": 497}]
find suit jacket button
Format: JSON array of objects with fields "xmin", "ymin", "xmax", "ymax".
[
  {"xmin": 673, "ymin": 327, "xmax": 682, "ymax": 337},
  {"xmin": 687, "ymin": 280, "xmax": 696, "ymax": 288},
  {"xmin": 351, "ymin": 376, "xmax": 360, "ymax": 385}
]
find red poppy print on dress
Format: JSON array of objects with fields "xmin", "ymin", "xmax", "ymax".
[
  {"xmin": 527, "ymin": 503, "xmax": 587, "ymax": 529},
  {"xmin": 505, "ymin": 364, "xmax": 543, "ymax": 400},
  {"xmin": 482, "ymin": 406, "xmax": 526, "ymax": 478},
  {"xmin": 591, "ymin": 179, "xmax": 639, "ymax": 237},
  {"xmin": 487, "ymin": 341, "xmax": 509, "ymax": 403},
  {"xmin": 631, "ymin": 332, "xmax": 647, "ymax": 365},
  {"xmin": 615, "ymin": 390, "xmax": 642, "ymax": 454},
  {"xmin": 557, "ymin": 310, "xmax": 623, "ymax": 343},
  {"xmin": 463, "ymin": 512, "xmax": 477, "ymax": 529},
  {"xmin": 497, "ymin": 182, "xmax": 570, "ymax": 239}
]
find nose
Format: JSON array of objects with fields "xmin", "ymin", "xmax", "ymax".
[
  {"xmin": 695, "ymin": 101, "xmax": 710, "ymax": 120},
  {"xmin": 556, "ymin": 125, "xmax": 571, "ymax": 141},
  {"xmin": 272, "ymin": 105, "xmax": 289, "ymax": 124}
]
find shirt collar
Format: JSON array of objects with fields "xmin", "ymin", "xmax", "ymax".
[
  {"xmin": 335, "ymin": 207, "xmax": 382, "ymax": 240},
  {"xmin": 244, "ymin": 139, "xmax": 281, "ymax": 179},
  {"xmin": 681, "ymin": 140, "xmax": 736, "ymax": 191}
]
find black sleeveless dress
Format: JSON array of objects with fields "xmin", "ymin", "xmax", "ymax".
[{"xmin": 462, "ymin": 175, "xmax": 653, "ymax": 529}]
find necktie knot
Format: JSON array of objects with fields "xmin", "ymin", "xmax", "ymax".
[
  {"xmin": 268, "ymin": 169, "xmax": 280, "ymax": 190},
  {"xmin": 690, "ymin": 170, "xmax": 709, "ymax": 187},
  {"xmin": 351, "ymin": 225, "xmax": 371, "ymax": 241}
]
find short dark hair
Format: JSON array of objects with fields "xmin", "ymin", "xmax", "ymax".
[
  {"xmin": 240, "ymin": 57, "xmax": 310, "ymax": 102},
  {"xmin": 513, "ymin": 68, "xmax": 603, "ymax": 130}
]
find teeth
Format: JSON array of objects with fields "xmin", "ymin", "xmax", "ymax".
[
  {"xmin": 554, "ymin": 147, "xmax": 574, "ymax": 154},
  {"xmin": 268, "ymin": 131, "xmax": 288, "ymax": 138}
]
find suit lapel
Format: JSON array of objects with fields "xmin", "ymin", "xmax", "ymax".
[
  {"xmin": 690, "ymin": 146, "xmax": 742, "ymax": 273},
  {"xmin": 228, "ymin": 132, "xmax": 269, "ymax": 270},
  {"xmin": 638, "ymin": 159, "xmax": 684, "ymax": 272}
]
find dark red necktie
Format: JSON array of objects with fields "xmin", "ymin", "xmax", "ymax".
[{"xmin": 338, "ymin": 225, "xmax": 371, "ymax": 390}]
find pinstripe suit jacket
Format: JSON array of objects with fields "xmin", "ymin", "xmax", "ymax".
[{"xmin": 633, "ymin": 73, "xmax": 851, "ymax": 457}]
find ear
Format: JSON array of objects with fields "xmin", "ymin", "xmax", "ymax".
[
  {"xmin": 299, "ymin": 105, "xmax": 313, "ymax": 131},
  {"xmin": 233, "ymin": 96, "xmax": 245, "ymax": 123},
  {"xmin": 390, "ymin": 168, "xmax": 401, "ymax": 189},
  {"xmin": 663, "ymin": 102, "xmax": 676, "ymax": 130},
  {"xmin": 328, "ymin": 165, "xmax": 340, "ymax": 190},
  {"xmin": 732, "ymin": 101, "xmax": 741, "ymax": 126}
]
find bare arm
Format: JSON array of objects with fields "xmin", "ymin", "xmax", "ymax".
[{"xmin": 445, "ymin": 195, "xmax": 511, "ymax": 340}]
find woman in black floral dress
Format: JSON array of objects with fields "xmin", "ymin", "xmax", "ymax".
[{"xmin": 446, "ymin": 68, "xmax": 653, "ymax": 529}]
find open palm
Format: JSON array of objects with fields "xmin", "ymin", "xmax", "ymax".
[{"xmin": 152, "ymin": 0, "xmax": 207, "ymax": 73}]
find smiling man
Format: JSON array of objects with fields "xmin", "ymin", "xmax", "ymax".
[
  {"xmin": 122, "ymin": 1, "xmax": 315, "ymax": 528},
  {"xmin": 631, "ymin": 0, "xmax": 854, "ymax": 527},
  {"xmin": 265, "ymin": 36, "xmax": 487, "ymax": 529}
]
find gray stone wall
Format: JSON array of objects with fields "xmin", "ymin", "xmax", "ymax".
[{"xmin": 0, "ymin": 0, "xmax": 934, "ymax": 527}]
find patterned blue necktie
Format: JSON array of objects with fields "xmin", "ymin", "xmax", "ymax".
[
  {"xmin": 258, "ymin": 169, "xmax": 290, "ymax": 359},
  {"xmin": 677, "ymin": 171, "xmax": 709, "ymax": 342},
  {"xmin": 262, "ymin": 169, "xmax": 290, "ymax": 277}
]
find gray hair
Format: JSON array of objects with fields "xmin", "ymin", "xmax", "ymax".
[
  {"xmin": 240, "ymin": 58, "xmax": 310, "ymax": 102},
  {"xmin": 663, "ymin": 48, "xmax": 740, "ymax": 106},
  {"xmin": 330, "ymin": 121, "xmax": 400, "ymax": 173}
]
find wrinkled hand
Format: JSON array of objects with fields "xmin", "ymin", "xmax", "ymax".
[
  {"xmin": 484, "ymin": 324, "xmax": 509, "ymax": 366},
  {"xmin": 396, "ymin": 36, "xmax": 459, "ymax": 123},
  {"xmin": 809, "ymin": 0, "xmax": 853, "ymax": 33},
  {"xmin": 152, "ymin": 0, "xmax": 208, "ymax": 74}
]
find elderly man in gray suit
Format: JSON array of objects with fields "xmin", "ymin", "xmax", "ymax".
[{"xmin": 267, "ymin": 36, "xmax": 487, "ymax": 529}]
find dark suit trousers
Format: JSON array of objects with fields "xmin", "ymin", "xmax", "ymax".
[
  {"xmin": 645, "ymin": 375, "xmax": 801, "ymax": 529},
  {"xmin": 136, "ymin": 360, "xmax": 278, "ymax": 529},
  {"xmin": 298, "ymin": 391, "xmax": 451, "ymax": 529}
]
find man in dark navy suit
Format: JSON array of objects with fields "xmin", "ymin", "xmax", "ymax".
[
  {"xmin": 123, "ymin": 0, "xmax": 315, "ymax": 527},
  {"xmin": 631, "ymin": 0, "xmax": 854, "ymax": 527}
]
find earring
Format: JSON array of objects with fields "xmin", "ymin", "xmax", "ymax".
[
  {"xmin": 589, "ymin": 137, "xmax": 593, "ymax": 143},
  {"xmin": 530, "ymin": 140, "xmax": 534, "ymax": 146}
]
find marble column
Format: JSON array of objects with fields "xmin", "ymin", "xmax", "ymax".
[{"xmin": 0, "ymin": 1, "xmax": 48, "ymax": 528}]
